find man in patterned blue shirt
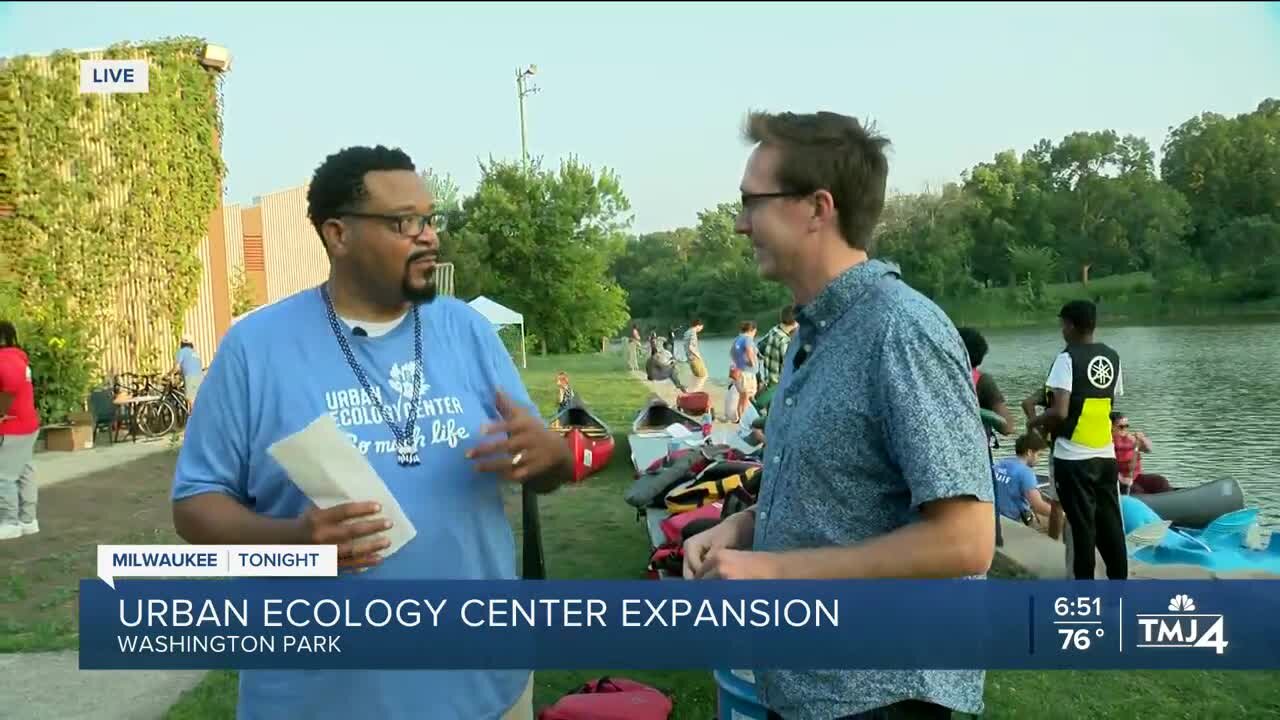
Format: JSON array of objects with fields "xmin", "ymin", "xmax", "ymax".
[{"xmin": 683, "ymin": 111, "xmax": 995, "ymax": 720}]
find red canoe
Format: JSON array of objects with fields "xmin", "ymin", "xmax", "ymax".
[{"xmin": 551, "ymin": 397, "xmax": 615, "ymax": 483}]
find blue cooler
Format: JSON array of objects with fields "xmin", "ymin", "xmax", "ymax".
[{"xmin": 714, "ymin": 668, "xmax": 768, "ymax": 719}]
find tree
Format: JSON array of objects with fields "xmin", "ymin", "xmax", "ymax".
[
  {"xmin": 421, "ymin": 168, "xmax": 461, "ymax": 212},
  {"xmin": 685, "ymin": 202, "xmax": 787, "ymax": 330},
  {"xmin": 423, "ymin": 168, "xmax": 492, "ymax": 298},
  {"xmin": 608, "ymin": 201, "xmax": 788, "ymax": 333},
  {"xmin": 873, "ymin": 185, "xmax": 977, "ymax": 299},
  {"xmin": 610, "ymin": 228, "xmax": 696, "ymax": 322},
  {"xmin": 606, "ymin": 100, "xmax": 1280, "ymax": 320},
  {"xmin": 960, "ymin": 149, "xmax": 1055, "ymax": 286},
  {"xmin": 1161, "ymin": 99, "xmax": 1280, "ymax": 264},
  {"xmin": 1210, "ymin": 216, "xmax": 1280, "ymax": 300},
  {"xmin": 451, "ymin": 157, "xmax": 632, "ymax": 353}
]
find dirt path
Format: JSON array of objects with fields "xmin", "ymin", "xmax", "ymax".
[{"xmin": 629, "ymin": 370, "xmax": 735, "ymax": 421}]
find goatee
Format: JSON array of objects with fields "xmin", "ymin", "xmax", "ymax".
[{"xmin": 403, "ymin": 277, "xmax": 437, "ymax": 304}]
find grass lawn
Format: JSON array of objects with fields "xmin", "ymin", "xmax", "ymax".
[{"xmin": 7, "ymin": 349, "xmax": 1269, "ymax": 718}]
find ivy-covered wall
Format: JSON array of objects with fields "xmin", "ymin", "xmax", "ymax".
[{"xmin": 0, "ymin": 36, "xmax": 225, "ymax": 423}]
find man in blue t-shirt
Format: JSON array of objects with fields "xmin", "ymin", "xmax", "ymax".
[
  {"xmin": 170, "ymin": 145, "xmax": 573, "ymax": 720},
  {"xmin": 173, "ymin": 338, "xmax": 203, "ymax": 411},
  {"xmin": 729, "ymin": 321, "xmax": 758, "ymax": 422},
  {"xmin": 993, "ymin": 433, "xmax": 1054, "ymax": 526}
]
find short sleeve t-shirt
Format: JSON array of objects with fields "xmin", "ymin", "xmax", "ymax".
[
  {"xmin": 171, "ymin": 289, "xmax": 537, "ymax": 720},
  {"xmin": 0, "ymin": 347, "xmax": 39, "ymax": 435},
  {"xmin": 176, "ymin": 346, "xmax": 203, "ymax": 378},
  {"xmin": 993, "ymin": 457, "xmax": 1038, "ymax": 520},
  {"xmin": 1045, "ymin": 351, "xmax": 1124, "ymax": 461},
  {"xmin": 731, "ymin": 334, "xmax": 757, "ymax": 373}
]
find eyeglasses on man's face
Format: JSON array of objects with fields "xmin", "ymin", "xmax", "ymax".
[
  {"xmin": 340, "ymin": 211, "xmax": 448, "ymax": 236},
  {"xmin": 739, "ymin": 190, "xmax": 812, "ymax": 208}
]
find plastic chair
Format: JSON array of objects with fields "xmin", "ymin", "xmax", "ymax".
[{"xmin": 88, "ymin": 387, "xmax": 119, "ymax": 444}]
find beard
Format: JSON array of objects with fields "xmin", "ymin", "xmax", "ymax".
[{"xmin": 401, "ymin": 254, "xmax": 438, "ymax": 303}]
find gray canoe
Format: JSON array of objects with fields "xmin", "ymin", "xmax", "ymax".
[
  {"xmin": 1038, "ymin": 475, "xmax": 1246, "ymax": 530},
  {"xmin": 628, "ymin": 396, "xmax": 703, "ymax": 474},
  {"xmin": 1133, "ymin": 477, "xmax": 1245, "ymax": 529}
]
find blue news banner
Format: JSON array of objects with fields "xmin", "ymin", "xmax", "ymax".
[{"xmin": 79, "ymin": 579, "xmax": 1280, "ymax": 671}]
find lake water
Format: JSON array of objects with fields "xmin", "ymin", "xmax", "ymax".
[{"xmin": 689, "ymin": 321, "xmax": 1280, "ymax": 529}]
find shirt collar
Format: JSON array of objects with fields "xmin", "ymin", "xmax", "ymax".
[{"xmin": 795, "ymin": 259, "xmax": 901, "ymax": 338}]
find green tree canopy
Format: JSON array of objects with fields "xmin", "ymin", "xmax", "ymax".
[{"xmin": 450, "ymin": 157, "xmax": 632, "ymax": 353}]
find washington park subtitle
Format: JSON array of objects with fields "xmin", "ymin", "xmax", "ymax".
[{"xmin": 118, "ymin": 597, "xmax": 839, "ymax": 631}]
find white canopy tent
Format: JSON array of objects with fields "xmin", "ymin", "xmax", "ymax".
[{"xmin": 468, "ymin": 295, "xmax": 527, "ymax": 368}]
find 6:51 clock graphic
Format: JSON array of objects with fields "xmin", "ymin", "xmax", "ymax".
[{"xmin": 1056, "ymin": 596, "xmax": 1103, "ymax": 618}]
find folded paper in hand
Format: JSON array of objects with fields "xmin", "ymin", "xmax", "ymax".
[{"xmin": 268, "ymin": 413, "xmax": 417, "ymax": 559}]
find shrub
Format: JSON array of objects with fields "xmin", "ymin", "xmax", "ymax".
[{"xmin": 0, "ymin": 288, "xmax": 98, "ymax": 424}]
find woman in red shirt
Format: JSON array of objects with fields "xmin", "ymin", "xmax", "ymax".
[{"xmin": 0, "ymin": 320, "xmax": 40, "ymax": 539}]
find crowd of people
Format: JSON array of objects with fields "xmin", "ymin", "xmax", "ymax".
[
  {"xmin": 629, "ymin": 304, "xmax": 801, "ymax": 426},
  {"xmin": 631, "ymin": 289, "xmax": 1156, "ymax": 584},
  {"xmin": 959, "ymin": 300, "xmax": 1165, "ymax": 583}
]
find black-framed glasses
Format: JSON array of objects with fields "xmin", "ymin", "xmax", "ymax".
[
  {"xmin": 340, "ymin": 211, "xmax": 448, "ymax": 236},
  {"xmin": 740, "ymin": 190, "xmax": 814, "ymax": 209}
]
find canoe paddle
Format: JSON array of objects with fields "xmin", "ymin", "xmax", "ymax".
[{"xmin": 522, "ymin": 484, "xmax": 547, "ymax": 580}]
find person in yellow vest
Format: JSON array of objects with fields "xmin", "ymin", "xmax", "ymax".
[{"xmin": 1028, "ymin": 300, "xmax": 1126, "ymax": 580}]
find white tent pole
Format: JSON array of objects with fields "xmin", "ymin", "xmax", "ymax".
[{"xmin": 520, "ymin": 322, "xmax": 527, "ymax": 369}]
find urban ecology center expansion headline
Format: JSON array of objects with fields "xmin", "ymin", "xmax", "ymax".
[{"xmin": 79, "ymin": 544, "xmax": 1280, "ymax": 671}]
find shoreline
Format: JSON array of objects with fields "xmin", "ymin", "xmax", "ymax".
[{"xmin": 625, "ymin": 301, "xmax": 1280, "ymax": 340}]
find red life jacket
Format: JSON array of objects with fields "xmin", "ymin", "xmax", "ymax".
[
  {"xmin": 971, "ymin": 368, "xmax": 981, "ymax": 388},
  {"xmin": 1114, "ymin": 432, "xmax": 1141, "ymax": 475}
]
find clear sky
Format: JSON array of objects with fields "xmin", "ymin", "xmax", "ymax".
[{"xmin": 3, "ymin": 2, "xmax": 1278, "ymax": 234}]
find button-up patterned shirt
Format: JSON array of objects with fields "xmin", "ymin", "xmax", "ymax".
[
  {"xmin": 756, "ymin": 323, "xmax": 792, "ymax": 390},
  {"xmin": 752, "ymin": 259, "xmax": 994, "ymax": 720}
]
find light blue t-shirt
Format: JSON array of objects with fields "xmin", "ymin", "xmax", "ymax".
[
  {"xmin": 993, "ymin": 457, "xmax": 1038, "ymax": 520},
  {"xmin": 731, "ymin": 334, "xmax": 757, "ymax": 373},
  {"xmin": 176, "ymin": 346, "xmax": 202, "ymax": 378},
  {"xmin": 171, "ymin": 288, "xmax": 537, "ymax": 720}
]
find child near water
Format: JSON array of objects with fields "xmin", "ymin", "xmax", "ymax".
[{"xmin": 552, "ymin": 372, "xmax": 576, "ymax": 428}]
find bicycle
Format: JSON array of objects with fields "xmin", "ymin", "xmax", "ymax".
[{"xmin": 112, "ymin": 372, "xmax": 185, "ymax": 439}]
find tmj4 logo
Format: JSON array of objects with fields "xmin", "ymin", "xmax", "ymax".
[{"xmin": 1136, "ymin": 594, "xmax": 1228, "ymax": 654}]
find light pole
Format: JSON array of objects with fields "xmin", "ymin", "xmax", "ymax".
[
  {"xmin": 515, "ymin": 65, "xmax": 546, "ymax": 581},
  {"xmin": 516, "ymin": 64, "xmax": 539, "ymax": 169}
]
